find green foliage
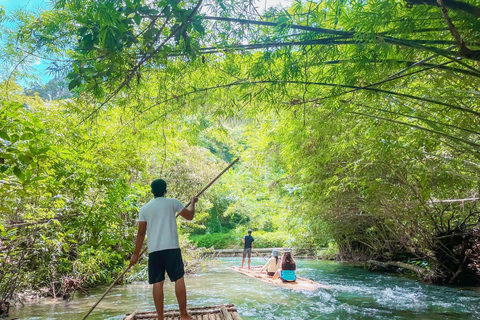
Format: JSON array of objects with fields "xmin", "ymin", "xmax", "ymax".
[
  {"xmin": 0, "ymin": 83, "xmax": 227, "ymax": 301},
  {"xmin": 316, "ymin": 242, "xmax": 339, "ymax": 260},
  {"xmin": 1, "ymin": 0, "xmax": 480, "ymax": 302},
  {"xmin": 190, "ymin": 230, "xmax": 288, "ymax": 249},
  {"xmin": 252, "ymin": 231, "xmax": 289, "ymax": 249},
  {"xmin": 58, "ymin": 0, "xmax": 206, "ymax": 96},
  {"xmin": 73, "ymin": 248, "xmax": 125, "ymax": 285},
  {"xmin": 190, "ymin": 233, "xmax": 236, "ymax": 249}
]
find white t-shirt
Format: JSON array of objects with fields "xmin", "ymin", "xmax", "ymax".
[
  {"xmin": 138, "ymin": 197, "xmax": 185, "ymax": 253},
  {"xmin": 262, "ymin": 257, "xmax": 281, "ymax": 273}
]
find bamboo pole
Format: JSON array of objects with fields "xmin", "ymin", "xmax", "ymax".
[
  {"xmin": 176, "ymin": 158, "xmax": 239, "ymax": 218},
  {"xmin": 220, "ymin": 306, "xmax": 234, "ymax": 320},
  {"xmin": 132, "ymin": 307, "xmax": 238, "ymax": 319},
  {"xmin": 231, "ymin": 312, "xmax": 242, "ymax": 320},
  {"xmin": 81, "ymin": 258, "xmax": 144, "ymax": 320},
  {"xmin": 254, "ymin": 250, "xmax": 268, "ymax": 262},
  {"xmin": 82, "ymin": 158, "xmax": 239, "ymax": 320},
  {"xmin": 124, "ymin": 310, "xmax": 137, "ymax": 320}
]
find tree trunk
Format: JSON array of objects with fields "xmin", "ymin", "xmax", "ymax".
[
  {"xmin": 366, "ymin": 260, "xmax": 435, "ymax": 280},
  {"xmin": 0, "ymin": 301, "xmax": 10, "ymax": 316},
  {"xmin": 405, "ymin": 0, "xmax": 480, "ymax": 18}
]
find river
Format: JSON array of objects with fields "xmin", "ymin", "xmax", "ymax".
[{"xmin": 7, "ymin": 257, "xmax": 480, "ymax": 319}]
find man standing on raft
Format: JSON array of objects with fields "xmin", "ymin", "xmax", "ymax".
[
  {"xmin": 241, "ymin": 229, "xmax": 254, "ymax": 269},
  {"xmin": 130, "ymin": 179, "xmax": 198, "ymax": 320}
]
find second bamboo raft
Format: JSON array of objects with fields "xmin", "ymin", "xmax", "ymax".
[{"xmin": 230, "ymin": 266, "xmax": 331, "ymax": 291}]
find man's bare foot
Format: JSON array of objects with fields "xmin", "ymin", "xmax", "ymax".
[{"xmin": 180, "ymin": 313, "xmax": 193, "ymax": 320}]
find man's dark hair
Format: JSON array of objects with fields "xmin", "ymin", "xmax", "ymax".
[
  {"xmin": 151, "ymin": 179, "xmax": 167, "ymax": 197},
  {"xmin": 248, "ymin": 229, "xmax": 252, "ymax": 235}
]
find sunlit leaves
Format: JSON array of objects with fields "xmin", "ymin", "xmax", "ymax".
[{"xmin": 57, "ymin": 0, "xmax": 206, "ymax": 98}]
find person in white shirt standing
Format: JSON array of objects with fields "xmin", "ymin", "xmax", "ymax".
[{"xmin": 130, "ymin": 179, "xmax": 198, "ymax": 320}]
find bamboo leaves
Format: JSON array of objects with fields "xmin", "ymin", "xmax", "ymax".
[{"xmin": 64, "ymin": 0, "xmax": 206, "ymax": 106}]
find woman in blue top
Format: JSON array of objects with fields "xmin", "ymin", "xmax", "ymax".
[{"xmin": 273, "ymin": 251, "xmax": 296, "ymax": 282}]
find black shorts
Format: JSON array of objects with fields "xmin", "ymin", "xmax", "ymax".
[
  {"xmin": 148, "ymin": 248, "xmax": 185, "ymax": 284},
  {"xmin": 243, "ymin": 248, "xmax": 252, "ymax": 258}
]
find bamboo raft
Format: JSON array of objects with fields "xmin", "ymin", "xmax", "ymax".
[
  {"xmin": 230, "ymin": 266, "xmax": 331, "ymax": 291},
  {"xmin": 124, "ymin": 304, "xmax": 242, "ymax": 320}
]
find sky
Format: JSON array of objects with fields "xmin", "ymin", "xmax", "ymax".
[
  {"xmin": 2, "ymin": 0, "xmax": 51, "ymax": 84},
  {"xmin": 2, "ymin": 0, "xmax": 290, "ymax": 13},
  {"xmin": 2, "ymin": 0, "xmax": 48, "ymax": 12},
  {"xmin": 1, "ymin": 0, "xmax": 291, "ymax": 85}
]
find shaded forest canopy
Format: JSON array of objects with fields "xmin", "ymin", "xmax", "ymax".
[{"xmin": 1, "ymin": 0, "xmax": 480, "ymax": 313}]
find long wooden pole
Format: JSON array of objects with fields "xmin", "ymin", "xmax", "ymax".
[
  {"xmin": 82, "ymin": 157, "xmax": 239, "ymax": 320},
  {"xmin": 176, "ymin": 157, "xmax": 239, "ymax": 218},
  {"xmin": 254, "ymin": 250, "xmax": 268, "ymax": 262}
]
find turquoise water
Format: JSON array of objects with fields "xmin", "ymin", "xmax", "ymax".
[{"xmin": 7, "ymin": 257, "xmax": 480, "ymax": 319}]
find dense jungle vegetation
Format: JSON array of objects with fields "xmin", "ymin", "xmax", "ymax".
[{"xmin": 1, "ymin": 0, "xmax": 480, "ymax": 315}]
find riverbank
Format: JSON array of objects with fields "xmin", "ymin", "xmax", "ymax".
[
  {"xmin": 207, "ymin": 246, "xmax": 338, "ymax": 260},
  {"xmin": 7, "ymin": 258, "xmax": 480, "ymax": 320}
]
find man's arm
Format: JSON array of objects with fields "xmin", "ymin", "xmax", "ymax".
[
  {"xmin": 178, "ymin": 197, "xmax": 198, "ymax": 221},
  {"xmin": 251, "ymin": 240, "xmax": 254, "ymax": 250},
  {"xmin": 242, "ymin": 237, "xmax": 245, "ymax": 244},
  {"xmin": 129, "ymin": 221, "xmax": 147, "ymax": 267}
]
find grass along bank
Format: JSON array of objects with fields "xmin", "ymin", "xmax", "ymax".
[{"xmin": 190, "ymin": 230, "xmax": 287, "ymax": 249}]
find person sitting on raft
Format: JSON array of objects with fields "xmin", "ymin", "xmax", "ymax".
[
  {"xmin": 261, "ymin": 249, "xmax": 281, "ymax": 276},
  {"xmin": 273, "ymin": 251, "xmax": 296, "ymax": 282}
]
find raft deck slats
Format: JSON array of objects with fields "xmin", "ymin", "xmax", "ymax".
[
  {"xmin": 124, "ymin": 305, "xmax": 241, "ymax": 320},
  {"xmin": 220, "ymin": 306, "xmax": 233, "ymax": 320},
  {"xmin": 231, "ymin": 312, "xmax": 242, "ymax": 320}
]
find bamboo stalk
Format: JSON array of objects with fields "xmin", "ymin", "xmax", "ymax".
[
  {"xmin": 366, "ymin": 260, "xmax": 434, "ymax": 278},
  {"xmin": 82, "ymin": 158, "xmax": 239, "ymax": 320},
  {"xmin": 133, "ymin": 308, "xmax": 238, "ymax": 319},
  {"xmin": 6, "ymin": 213, "xmax": 83, "ymax": 228},
  {"xmin": 125, "ymin": 310, "xmax": 137, "ymax": 320},
  {"xmin": 231, "ymin": 312, "xmax": 242, "ymax": 320},
  {"xmin": 354, "ymin": 103, "xmax": 480, "ymax": 136},
  {"xmin": 254, "ymin": 250, "xmax": 268, "ymax": 262},
  {"xmin": 203, "ymin": 16, "xmax": 350, "ymax": 36},
  {"xmin": 220, "ymin": 306, "xmax": 234, "ymax": 320},
  {"xmin": 349, "ymin": 111, "xmax": 480, "ymax": 150},
  {"xmin": 132, "ymin": 306, "xmax": 237, "ymax": 317},
  {"xmin": 116, "ymin": 75, "xmax": 479, "ymax": 139},
  {"xmin": 203, "ymin": 16, "xmax": 451, "ymax": 37},
  {"xmin": 429, "ymin": 197, "xmax": 480, "ymax": 204},
  {"xmin": 130, "ymin": 304, "xmax": 235, "ymax": 315}
]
